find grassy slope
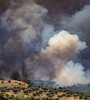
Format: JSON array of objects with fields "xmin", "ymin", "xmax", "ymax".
[{"xmin": 0, "ymin": 80, "xmax": 89, "ymax": 100}]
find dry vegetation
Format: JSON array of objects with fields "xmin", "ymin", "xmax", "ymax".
[{"xmin": 0, "ymin": 80, "xmax": 89, "ymax": 100}]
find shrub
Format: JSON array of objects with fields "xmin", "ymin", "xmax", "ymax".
[
  {"xmin": 9, "ymin": 95, "xmax": 15, "ymax": 99},
  {"xmin": 32, "ymin": 92, "xmax": 38, "ymax": 96},
  {"xmin": 15, "ymin": 95, "xmax": 25, "ymax": 100},
  {"xmin": 23, "ymin": 89, "xmax": 30, "ymax": 94},
  {"xmin": 0, "ymin": 93, "xmax": 6, "ymax": 100},
  {"xmin": 12, "ymin": 88, "xmax": 19, "ymax": 93},
  {"xmin": 1, "ymin": 81, "xmax": 4, "ymax": 83},
  {"xmin": 8, "ymin": 80, "xmax": 11, "ymax": 83}
]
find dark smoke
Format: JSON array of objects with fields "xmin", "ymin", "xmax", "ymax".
[{"xmin": 0, "ymin": 0, "xmax": 90, "ymax": 87}]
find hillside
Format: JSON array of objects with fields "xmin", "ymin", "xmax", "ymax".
[{"xmin": 0, "ymin": 80, "xmax": 89, "ymax": 100}]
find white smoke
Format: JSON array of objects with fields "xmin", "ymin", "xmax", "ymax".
[
  {"xmin": 54, "ymin": 61, "xmax": 90, "ymax": 86},
  {"xmin": 42, "ymin": 30, "xmax": 87, "ymax": 60},
  {"xmin": 56, "ymin": 5, "xmax": 90, "ymax": 86},
  {"xmin": 44, "ymin": 30, "xmax": 88, "ymax": 86},
  {"xmin": 25, "ymin": 30, "xmax": 88, "ymax": 86}
]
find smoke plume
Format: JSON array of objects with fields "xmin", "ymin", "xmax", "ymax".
[
  {"xmin": 0, "ymin": 0, "xmax": 90, "ymax": 87},
  {"xmin": 61, "ymin": 5, "xmax": 90, "ymax": 40},
  {"xmin": 25, "ymin": 30, "xmax": 87, "ymax": 86}
]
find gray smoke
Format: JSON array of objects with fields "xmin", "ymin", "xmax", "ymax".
[
  {"xmin": 0, "ymin": 0, "xmax": 48, "ymax": 80},
  {"xmin": 0, "ymin": 0, "xmax": 90, "ymax": 87},
  {"xmin": 61, "ymin": 5, "xmax": 90, "ymax": 40}
]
